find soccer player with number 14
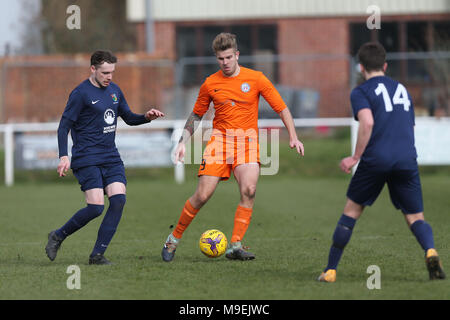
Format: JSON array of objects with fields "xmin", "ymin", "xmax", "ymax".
[{"xmin": 318, "ymin": 42, "xmax": 445, "ymax": 282}]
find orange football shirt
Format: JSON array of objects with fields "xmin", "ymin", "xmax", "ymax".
[{"xmin": 193, "ymin": 66, "xmax": 287, "ymax": 133}]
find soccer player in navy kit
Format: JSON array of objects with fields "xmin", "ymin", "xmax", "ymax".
[
  {"xmin": 45, "ymin": 50, "xmax": 164, "ymax": 265},
  {"xmin": 318, "ymin": 42, "xmax": 445, "ymax": 282}
]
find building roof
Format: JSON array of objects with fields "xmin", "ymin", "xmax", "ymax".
[{"xmin": 127, "ymin": 0, "xmax": 450, "ymax": 22}]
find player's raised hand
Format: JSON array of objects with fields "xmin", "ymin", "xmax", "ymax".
[
  {"xmin": 57, "ymin": 156, "xmax": 70, "ymax": 177},
  {"xmin": 145, "ymin": 108, "xmax": 165, "ymax": 121},
  {"xmin": 340, "ymin": 156, "xmax": 358, "ymax": 174},
  {"xmin": 290, "ymin": 138, "xmax": 305, "ymax": 156}
]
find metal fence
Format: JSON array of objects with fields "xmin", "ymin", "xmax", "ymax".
[
  {"xmin": 173, "ymin": 51, "xmax": 450, "ymax": 120},
  {"xmin": 0, "ymin": 58, "xmax": 175, "ymax": 123},
  {"xmin": 173, "ymin": 53, "xmax": 353, "ymax": 120},
  {"xmin": 0, "ymin": 51, "xmax": 449, "ymax": 186},
  {"xmin": 0, "ymin": 51, "xmax": 449, "ymax": 125}
]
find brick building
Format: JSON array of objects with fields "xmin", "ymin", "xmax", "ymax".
[
  {"xmin": 0, "ymin": 0, "xmax": 449, "ymax": 123},
  {"xmin": 127, "ymin": 0, "xmax": 450, "ymax": 117},
  {"xmin": 0, "ymin": 53, "xmax": 175, "ymax": 123}
]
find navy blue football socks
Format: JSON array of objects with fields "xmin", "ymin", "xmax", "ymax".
[
  {"xmin": 90, "ymin": 194, "xmax": 126, "ymax": 257},
  {"xmin": 325, "ymin": 214, "xmax": 357, "ymax": 271},
  {"xmin": 410, "ymin": 219, "xmax": 435, "ymax": 252},
  {"xmin": 56, "ymin": 204, "xmax": 104, "ymax": 239}
]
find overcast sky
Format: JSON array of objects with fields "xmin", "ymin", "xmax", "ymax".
[
  {"xmin": 0, "ymin": 0, "xmax": 41, "ymax": 56},
  {"xmin": 0, "ymin": 0, "xmax": 23, "ymax": 55}
]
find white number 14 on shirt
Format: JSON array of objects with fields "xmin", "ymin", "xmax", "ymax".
[{"xmin": 375, "ymin": 83, "xmax": 411, "ymax": 112}]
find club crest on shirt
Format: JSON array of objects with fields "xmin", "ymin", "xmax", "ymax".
[
  {"xmin": 241, "ymin": 82, "xmax": 251, "ymax": 93},
  {"xmin": 104, "ymin": 108, "xmax": 115, "ymax": 125},
  {"xmin": 111, "ymin": 93, "xmax": 118, "ymax": 104},
  {"xmin": 103, "ymin": 108, "xmax": 116, "ymax": 133}
]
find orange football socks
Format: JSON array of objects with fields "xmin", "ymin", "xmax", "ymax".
[
  {"xmin": 231, "ymin": 205, "xmax": 253, "ymax": 243},
  {"xmin": 173, "ymin": 200, "xmax": 199, "ymax": 239}
]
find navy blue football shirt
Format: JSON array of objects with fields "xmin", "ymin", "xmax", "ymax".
[
  {"xmin": 58, "ymin": 79, "xmax": 148, "ymax": 170},
  {"xmin": 350, "ymin": 75, "xmax": 417, "ymax": 168}
]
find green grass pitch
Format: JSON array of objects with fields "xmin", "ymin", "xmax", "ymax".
[{"xmin": 0, "ymin": 131, "xmax": 449, "ymax": 300}]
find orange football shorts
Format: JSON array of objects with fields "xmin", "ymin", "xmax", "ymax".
[{"xmin": 198, "ymin": 129, "xmax": 260, "ymax": 181}]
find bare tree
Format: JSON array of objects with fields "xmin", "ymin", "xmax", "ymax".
[
  {"xmin": 12, "ymin": 0, "xmax": 44, "ymax": 55},
  {"xmin": 40, "ymin": 0, "xmax": 137, "ymax": 54}
]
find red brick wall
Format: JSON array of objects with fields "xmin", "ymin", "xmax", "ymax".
[
  {"xmin": 144, "ymin": 18, "xmax": 353, "ymax": 118},
  {"xmin": 136, "ymin": 21, "xmax": 176, "ymax": 59},
  {"xmin": 3, "ymin": 14, "xmax": 447, "ymax": 123},
  {"xmin": 0, "ymin": 54, "xmax": 175, "ymax": 123},
  {"xmin": 278, "ymin": 17, "xmax": 351, "ymax": 117}
]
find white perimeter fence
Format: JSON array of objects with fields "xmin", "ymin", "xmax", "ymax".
[{"xmin": 0, "ymin": 117, "xmax": 449, "ymax": 186}]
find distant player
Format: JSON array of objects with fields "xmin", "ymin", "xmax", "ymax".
[
  {"xmin": 161, "ymin": 32, "xmax": 304, "ymax": 262},
  {"xmin": 318, "ymin": 42, "xmax": 445, "ymax": 282},
  {"xmin": 45, "ymin": 50, "xmax": 164, "ymax": 265}
]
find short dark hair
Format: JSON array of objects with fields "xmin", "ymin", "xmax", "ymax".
[
  {"xmin": 357, "ymin": 42, "xmax": 386, "ymax": 72},
  {"xmin": 90, "ymin": 50, "xmax": 117, "ymax": 68}
]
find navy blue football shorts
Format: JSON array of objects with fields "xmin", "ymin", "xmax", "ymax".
[
  {"xmin": 73, "ymin": 162, "xmax": 127, "ymax": 192},
  {"xmin": 346, "ymin": 159, "xmax": 424, "ymax": 214}
]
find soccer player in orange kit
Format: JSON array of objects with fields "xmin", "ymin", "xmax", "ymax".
[{"xmin": 162, "ymin": 33, "xmax": 304, "ymax": 261}]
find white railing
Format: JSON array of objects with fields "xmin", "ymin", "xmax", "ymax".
[
  {"xmin": 2, "ymin": 116, "xmax": 449, "ymax": 186},
  {"xmin": 0, "ymin": 118, "xmax": 353, "ymax": 186}
]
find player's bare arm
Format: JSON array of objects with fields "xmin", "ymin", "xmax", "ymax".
[
  {"xmin": 340, "ymin": 108, "xmax": 374, "ymax": 173},
  {"xmin": 279, "ymin": 108, "xmax": 304, "ymax": 156},
  {"xmin": 179, "ymin": 111, "xmax": 203, "ymax": 143},
  {"xmin": 175, "ymin": 111, "xmax": 203, "ymax": 163}
]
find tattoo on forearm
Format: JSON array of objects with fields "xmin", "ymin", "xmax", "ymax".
[{"xmin": 179, "ymin": 112, "xmax": 202, "ymax": 143}]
